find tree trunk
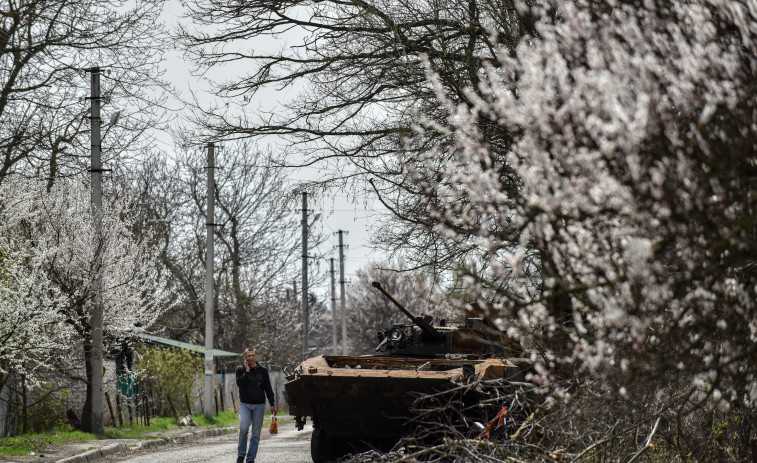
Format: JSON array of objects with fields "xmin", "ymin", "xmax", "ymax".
[
  {"xmin": 80, "ymin": 338, "xmax": 94, "ymax": 432},
  {"xmin": 21, "ymin": 374, "xmax": 27, "ymax": 434}
]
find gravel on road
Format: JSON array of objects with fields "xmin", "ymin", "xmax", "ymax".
[{"xmin": 97, "ymin": 421, "xmax": 313, "ymax": 463}]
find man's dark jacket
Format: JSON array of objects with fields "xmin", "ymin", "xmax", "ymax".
[{"xmin": 236, "ymin": 362, "xmax": 275, "ymax": 406}]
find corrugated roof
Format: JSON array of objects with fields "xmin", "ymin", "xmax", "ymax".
[{"xmin": 132, "ymin": 333, "xmax": 240, "ymax": 357}]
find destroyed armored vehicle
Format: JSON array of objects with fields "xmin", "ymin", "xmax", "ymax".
[{"xmin": 284, "ymin": 282, "xmax": 532, "ymax": 463}]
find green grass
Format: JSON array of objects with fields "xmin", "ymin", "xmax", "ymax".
[
  {"xmin": 192, "ymin": 410, "xmax": 240, "ymax": 427},
  {"xmin": 192, "ymin": 409, "xmax": 287, "ymax": 427},
  {"xmin": 192, "ymin": 410, "xmax": 288, "ymax": 427},
  {"xmin": 104, "ymin": 416, "xmax": 182, "ymax": 439},
  {"xmin": 106, "ymin": 411, "xmax": 242, "ymax": 438},
  {"xmin": 0, "ymin": 430, "xmax": 95, "ymax": 457},
  {"xmin": 0, "ymin": 410, "xmax": 248, "ymax": 458},
  {"xmin": 0, "ymin": 409, "xmax": 289, "ymax": 458}
]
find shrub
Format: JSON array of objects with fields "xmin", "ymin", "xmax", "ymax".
[{"xmin": 134, "ymin": 346, "xmax": 203, "ymax": 417}]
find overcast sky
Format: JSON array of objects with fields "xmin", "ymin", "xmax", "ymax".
[{"xmin": 156, "ymin": 1, "xmax": 386, "ymax": 299}]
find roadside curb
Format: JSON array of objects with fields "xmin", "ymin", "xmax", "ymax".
[{"xmin": 55, "ymin": 426, "xmax": 237, "ymax": 463}]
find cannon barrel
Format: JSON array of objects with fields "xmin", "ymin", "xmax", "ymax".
[{"xmin": 372, "ymin": 281, "xmax": 444, "ymax": 341}]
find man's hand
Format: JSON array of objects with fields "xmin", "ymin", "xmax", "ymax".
[
  {"xmin": 271, "ymin": 405, "xmax": 277, "ymax": 416},
  {"xmin": 244, "ymin": 360, "xmax": 250, "ymax": 372}
]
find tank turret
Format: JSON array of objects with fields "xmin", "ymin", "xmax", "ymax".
[{"xmin": 371, "ymin": 281, "xmax": 507, "ymax": 358}]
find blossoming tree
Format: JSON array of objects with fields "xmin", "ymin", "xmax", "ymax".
[
  {"xmin": 413, "ymin": 0, "xmax": 757, "ymax": 460},
  {"xmin": 0, "ymin": 177, "xmax": 166, "ymax": 433}
]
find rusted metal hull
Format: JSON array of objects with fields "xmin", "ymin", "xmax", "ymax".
[
  {"xmin": 287, "ymin": 372, "xmax": 451, "ymax": 438},
  {"xmin": 286, "ymin": 355, "xmax": 528, "ymax": 440}
]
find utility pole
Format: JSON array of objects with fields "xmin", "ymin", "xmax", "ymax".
[
  {"xmin": 338, "ymin": 230, "xmax": 347, "ymax": 355},
  {"xmin": 330, "ymin": 258, "xmax": 337, "ymax": 354},
  {"xmin": 88, "ymin": 66, "xmax": 104, "ymax": 436},
  {"xmin": 301, "ymin": 193, "xmax": 309, "ymax": 359},
  {"xmin": 204, "ymin": 142, "xmax": 215, "ymax": 420}
]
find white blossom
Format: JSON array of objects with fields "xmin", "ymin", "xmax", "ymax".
[
  {"xmin": 0, "ymin": 177, "xmax": 166, "ymax": 387},
  {"xmin": 413, "ymin": 0, "xmax": 757, "ymax": 407}
]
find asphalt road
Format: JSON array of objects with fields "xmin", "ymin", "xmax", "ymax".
[{"xmin": 99, "ymin": 422, "xmax": 313, "ymax": 463}]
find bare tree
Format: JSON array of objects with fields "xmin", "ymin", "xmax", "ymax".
[
  {"xmin": 254, "ymin": 289, "xmax": 303, "ymax": 367},
  {"xmin": 124, "ymin": 153, "xmax": 207, "ymax": 343},
  {"xmin": 254, "ymin": 286, "xmax": 332, "ymax": 367},
  {"xmin": 0, "ymin": 0, "xmax": 169, "ymax": 186},
  {"xmin": 174, "ymin": 0, "xmax": 537, "ymax": 278},
  {"xmin": 210, "ymin": 144, "xmax": 305, "ymax": 352},
  {"xmin": 132, "ymin": 142, "xmax": 307, "ymax": 355}
]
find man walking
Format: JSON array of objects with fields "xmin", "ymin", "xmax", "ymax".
[{"xmin": 236, "ymin": 348, "xmax": 276, "ymax": 463}]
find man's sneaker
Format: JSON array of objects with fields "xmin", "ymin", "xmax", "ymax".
[{"xmin": 236, "ymin": 456, "xmax": 245, "ymax": 463}]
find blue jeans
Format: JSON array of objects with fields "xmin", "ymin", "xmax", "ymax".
[{"xmin": 238, "ymin": 402, "xmax": 265, "ymax": 461}]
